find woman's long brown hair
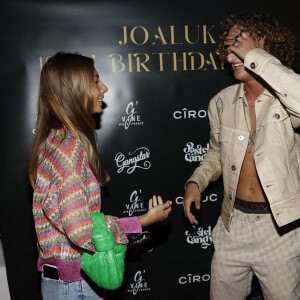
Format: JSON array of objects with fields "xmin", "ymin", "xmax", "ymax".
[{"xmin": 29, "ymin": 52, "xmax": 109, "ymax": 187}]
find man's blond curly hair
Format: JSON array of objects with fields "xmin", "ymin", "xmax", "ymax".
[{"xmin": 218, "ymin": 12, "xmax": 296, "ymax": 69}]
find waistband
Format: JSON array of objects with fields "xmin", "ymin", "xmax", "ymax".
[
  {"xmin": 234, "ymin": 197, "xmax": 271, "ymax": 214},
  {"xmin": 38, "ymin": 257, "xmax": 83, "ymax": 282}
]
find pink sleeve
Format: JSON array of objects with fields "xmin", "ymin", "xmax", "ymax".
[
  {"xmin": 119, "ymin": 216, "xmax": 142, "ymax": 234},
  {"xmin": 105, "ymin": 216, "xmax": 142, "ymax": 245}
]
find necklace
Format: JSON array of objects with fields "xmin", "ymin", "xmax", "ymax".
[
  {"xmin": 243, "ymin": 87, "xmax": 255, "ymax": 107},
  {"xmin": 243, "ymin": 101, "xmax": 256, "ymax": 153}
]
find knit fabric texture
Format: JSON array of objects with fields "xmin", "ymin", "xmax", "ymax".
[{"xmin": 33, "ymin": 125, "xmax": 134, "ymax": 265}]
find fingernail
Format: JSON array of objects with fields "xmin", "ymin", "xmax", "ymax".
[{"xmin": 169, "ymin": 201, "xmax": 172, "ymax": 205}]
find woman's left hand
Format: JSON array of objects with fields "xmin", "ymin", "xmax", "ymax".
[{"xmin": 138, "ymin": 195, "xmax": 172, "ymax": 227}]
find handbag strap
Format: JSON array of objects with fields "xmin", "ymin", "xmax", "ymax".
[{"xmin": 90, "ymin": 213, "xmax": 115, "ymax": 252}]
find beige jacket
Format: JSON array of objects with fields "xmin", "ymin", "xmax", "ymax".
[{"xmin": 188, "ymin": 48, "xmax": 300, "ymax": 231}]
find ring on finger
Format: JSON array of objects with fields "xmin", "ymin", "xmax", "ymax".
[{"xmin": 233, "ymin": 35, "xmax": 239, "ymax": 46}]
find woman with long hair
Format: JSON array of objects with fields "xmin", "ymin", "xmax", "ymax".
[{"xmin": 29, "ymin": 52, "xmax": 172, "ymax": 300}]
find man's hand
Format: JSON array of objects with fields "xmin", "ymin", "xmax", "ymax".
[
  {"xmin": 139, "ymin": 195, "xmax": 172, "ymax": 227},
  {"xmin": 225, "ymin": 27, "xmax": 265, "ymax": 61},
  {"xmin": 182, "ymin": 182, "xmax": 201, "ymax": 224}
]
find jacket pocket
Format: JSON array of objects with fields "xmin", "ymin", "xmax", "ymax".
[
  {"xmin": 219, "ymin": 127, "xmax": 232, "ymax": 165},
  {"xmin": 261, "ymin": 105, "xmax": 289, "ymax": 127},
  {"xmin": 261, "ymin": 105, "xmax": 294, "ymax": 146}
]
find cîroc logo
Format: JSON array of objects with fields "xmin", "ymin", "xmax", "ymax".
[
  {"xmin": 186, "ymin": 226, "xmax": 212, "ymax": 248},
  {"xmin": 175, "ymin": 194, "xmax": 218, "ymax": 205},
  {"xmin": 173, "ymin": 108, "xmax": 207, "ymax": 119},
  {"xmin": 184, "ymin": 142, "xmax": 209, "ymax": 163},
  {"xmin": 119, "ymin": 101, "xmax": 144, "ymax": 129},
  {"xmin": 115, "ymin": 147, "xmax": 151, "ymax": 174},
  {"xmin": 179, "ymin": 273, "xmax": 210, "ymax": 284},
  {"xmin": 123, "ymin": 189, "xmax": 147, "ymax": 216},
  {"xmin": 127, "ymin": 270, "xmax": 151, "ymax": 295},
  {"xmin": 32, "ymin": 116, "xmax": 38, "ymax": 135}
]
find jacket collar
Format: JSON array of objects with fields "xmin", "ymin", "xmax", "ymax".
[
  {"xmin": 232, "ymin": 83, "xmax": 245, "ymax": 103},
  {"xmin": 232, "ymin": 82, "xmax": 274, "ymax": 104}
]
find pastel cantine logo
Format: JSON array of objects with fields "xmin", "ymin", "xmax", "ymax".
[
  {"xmin": 183, "ymin": 142, "xmax": 209, "ymax": 163},
  {"xmin": 115, "ymin": 147, "xmax": 151, "ymax": 174},
  {"xmin": 127, "ymin": 270, "xmax": 151, "ymax": 295},
  {"xmin": 119, "ymin": 101, "xmax": 144, "ymax": 129},
  {"xmin": 185, "ymin": 226, "xmax": 212, "ymax": 248},
  {"xmin": 123, "ymin": 189, "xmax": 147, "ymax": 216}
]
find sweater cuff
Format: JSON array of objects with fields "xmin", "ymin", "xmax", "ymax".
[{"xmin": 120, "ymin": 216, "xmax": 142, "ymax": 234}]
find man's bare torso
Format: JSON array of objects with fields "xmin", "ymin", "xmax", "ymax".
[{"xmin": 236, "ymin": 96, "xmax": 267, "ymax": 203}]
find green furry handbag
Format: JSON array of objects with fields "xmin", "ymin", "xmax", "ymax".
[{"xmin": 81, "ymin": 213, "xmax": 127, "ymax": 290}]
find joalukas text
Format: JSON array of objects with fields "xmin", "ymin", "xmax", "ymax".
[{"xmin": 110, "ymin": 25, "xmax": 224, "ymax": 72}]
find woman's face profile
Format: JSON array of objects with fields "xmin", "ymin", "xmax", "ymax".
[{"xmin": 92, "ymin": 69, "xmax": 108, "ymax": 114}]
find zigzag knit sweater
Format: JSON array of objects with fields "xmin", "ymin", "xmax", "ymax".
[{"xmin": 33, "ymin": 124, "xmax": 142, "ymax": 282}]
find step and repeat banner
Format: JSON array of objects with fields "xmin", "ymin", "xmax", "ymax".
[{"xmin": 1, "ymin": 0, "xmax": 300, "ymax": 299}]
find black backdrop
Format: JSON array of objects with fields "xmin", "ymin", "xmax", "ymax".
[{"xmin": 1, "ymin": 0, "xmax": 300, "ymax": 299}]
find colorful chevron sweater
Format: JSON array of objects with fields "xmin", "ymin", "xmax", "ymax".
[{"xmin": 33, "ymin": 123, "xmax": 142, "ymax": 282}]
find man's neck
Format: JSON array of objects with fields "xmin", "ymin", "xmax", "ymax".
[{"xmin": 244, "ymin": 80, "xmax": 265, "ymax": 104}]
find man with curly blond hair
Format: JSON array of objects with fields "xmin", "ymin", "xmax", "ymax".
[{"xmin": 182, "ymin": 12, "xmax": 300, "ymax": 299}]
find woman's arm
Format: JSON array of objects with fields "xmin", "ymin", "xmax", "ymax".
[
  {"xmin": 42, "ymin": 168, "xmax": 95, "ymax": 251},
  {"xmin": 138, "ymin": 195, "xmax": 172, "ymax": 227}
]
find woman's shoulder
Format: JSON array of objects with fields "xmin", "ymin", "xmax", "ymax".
[
  {"xmin": 48, "ymin": 125, "xmax": 84, "ymax": 152},
  {"xmin": 41, "ymin": 126, "xmax": 87, "ymax": 174}
]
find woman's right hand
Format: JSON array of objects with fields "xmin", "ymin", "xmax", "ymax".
[{"xmin": 138, "ymin": 195, "xmax": 172, "ymax": 227}]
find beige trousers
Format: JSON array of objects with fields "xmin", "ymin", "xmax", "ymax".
[{"xmin": 210, "ymin": 208, "xmax": 300, "ymax": 300}]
